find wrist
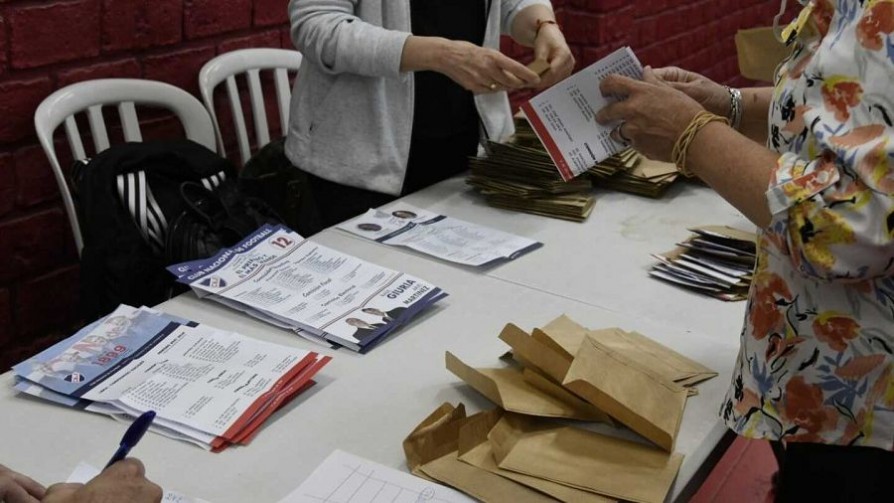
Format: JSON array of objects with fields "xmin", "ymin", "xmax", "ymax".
[{"xmin": 411, "ymin": 37, "xmax": 454, "ymax": 73}]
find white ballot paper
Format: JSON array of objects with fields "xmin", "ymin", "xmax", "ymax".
[
  {"xmin": 13, "ymin": 305, "xmax": 330, "ymax": 451},
  {"xmin": 280, "ymin": 450, "xmax": 475, "ymax": 503},
  {"xmin": 520, "ymin": 46, "xmax": 643, "ymax": 181},
  {"xmin": 67, "ymin": 462, "xmax": 211, "ymax": 503},
  {"xmin": 338, "ymin": 204, "xmax": 542, "ymax": 267},
  {"xmin": 169, "ymin": 225, "xmax": 447, "ymax": 352}
]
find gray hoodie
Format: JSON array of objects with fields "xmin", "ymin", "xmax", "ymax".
[{"xmin": 285, "ymin": 0, "xmax": 552, "ymax": 195}]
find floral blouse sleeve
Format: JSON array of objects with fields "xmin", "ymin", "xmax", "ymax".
[{"xmin": 763, "ymin": 0, "xmax": 894, "ymax": 283}]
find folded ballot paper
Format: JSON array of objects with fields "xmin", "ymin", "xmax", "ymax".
[
  {"xmin": 12, "ymin": 305, "xmax": 330, "ymax": 452},
  {"xmin": 168, "ymin": 224, "xmax": 448, "ymax": 352},
  {"xmin": 337, "ymin": 204, "xmax": 542, "ymax": 267},
  {"xmin": 520, "ymin": 47, "xmax": 644, "ymax": 181}
]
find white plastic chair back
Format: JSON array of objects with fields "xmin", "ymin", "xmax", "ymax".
[
  {"xmin": 33, "ymin": 78, "xmax": 217, "ymax": 255},
  {"xmin": 199, "ymin": 48, "xmax": 303, "ymax": 165}
]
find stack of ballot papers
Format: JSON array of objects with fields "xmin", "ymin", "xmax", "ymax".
[
  {"xmin": 589, "ymin": 149, "xmax": 681, "ymax": 198},
  {"xmin": 650, "ymin": 225, "xmax": 758, "ymax": 301},
  {"xmin": 12, "ymin": 305, "xmax": 330, "ymax": 452},
  {"xmin": 402, "ymin": 315, "xmax": 717, "ymax": 503},
  {"xmin": 337, "ymin": 204, "xmax": 542, "ymax": 267},
  {"xmin": 168, "ymin": 224, "xmax": 448, "ymax": 352},
  {"xmin": 467, "ymin": 140, "xmax": 596, "ymax": 222}
]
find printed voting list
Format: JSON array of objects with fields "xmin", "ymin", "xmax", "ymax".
[
  {"xmin": 169, "ymin": 225, "xmax": 447, "ymax": 352},
  {"xmin": 521, "ymin": 47, "xmax": 643, "ymax": 181},
  {"xmin": 12, "ymin": 305, "xmax": 330, "ymax": 452},
  {"xmin": 338, "ymin": 204, "xmax": 542, "ymax": 267}
]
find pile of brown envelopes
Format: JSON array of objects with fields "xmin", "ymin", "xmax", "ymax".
[
  {"xmin": 589, "ymin": 149, "xmax": 680, "ymax": 198},
  {"xmin": 650, "ymin": 225, "xmax": 758, "ymax": 301},
  {"xmin": 467, "ymin": 141, "xmax": 596, "ymax": 222},
  {"xmin": 406, "ymin": 315, "xmax": 717, "ymax": 503}
]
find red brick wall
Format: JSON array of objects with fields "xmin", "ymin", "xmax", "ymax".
[{"xmin": 0, "ymin": 0, "xmax": 789, "ymax": 368}]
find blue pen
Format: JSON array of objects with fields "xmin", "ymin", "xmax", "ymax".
[{"xmin": 104, "ymin": 410, "xmax": 156, "ymax": 469}]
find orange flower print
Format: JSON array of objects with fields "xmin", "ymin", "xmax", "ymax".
[
  {"xmin": 813, "ymin": 0, "xmax": 835, "ymax": 37},
  {"xmin": 749, "ymin": 274, "xmax": 792, "ymax": 339},
  {"xmin": 857, "ymin": 0, "xmax": 894, "ymax": 51},
  {"xmin": 782, "ymin": 376, "xmax": 838, "ymax": 441},
  {"xmin": 856, "ymin": 140, "xmax": 894, "ymax": 194},
  {"xmin": 829, "ymin": 125, "xmax": 886, "ymax": 148},
  {"xmin": 783, "ymin": 105, "xmax": 811, "ymax": 134},
  {"xmin": 813, "ymin": 311, "xmax": 861, "ymax": 351},
  {"xmin": 821, "ymin": 77, "xmax": 863, "ymax": 122},
  {"xmin": 835, "ymin": 354, "xmax": 885, "ymax": 381}
]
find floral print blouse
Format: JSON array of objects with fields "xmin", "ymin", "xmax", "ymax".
[{"xmin": 722, "ymin": 0, "xmax": 894, "ymax": 449}]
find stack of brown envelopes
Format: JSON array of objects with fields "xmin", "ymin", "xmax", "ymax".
[
  {"xmin": 467, "ymin": 141, "xmax": 596, "ymax": 222},
  {"xmin": 404, "ymin": 315, "xmax": 717, "ymax": 503},
  {"xmin": 650, "ymin": 225, "xmax": 758, "ymax": 301},
  {"xmin": 589, "ymin": 149, "xmax": 680, "ymax": 198}
]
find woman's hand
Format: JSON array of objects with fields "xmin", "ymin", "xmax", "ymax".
[
  {"xmin": 653, "ymin": 67, "xmax": 730, "ymax": 118},
  {"xmin": 595, "ymin": 67, "xmax": 704, "ymax": 162},
  {"xmin": 435, "ymin": 39, "xmax": 541, "ymax": 94},
  {"xmin": 533, "ymin": 24, "xmax": 574, "ymax": 89},
  {"xmin": 0, "ymin": 463, "xmax": 45, "ymax": 503}
]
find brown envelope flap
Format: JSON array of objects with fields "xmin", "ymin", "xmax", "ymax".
[
  {"xmin": 403, "ymin": 401, "xmax": 467, "ymax": 471},
  {"xmin": 588, "ymin": 328, "xmax": 716, "ymax": 384},
  {"xmin": 492, "ymin": 415, "xmax": 684, "ymax": 503},
  {"xmin": 446, "ymin": 352, "xmax": 607, "ymax": 421},
  {"xmin": 562, "ymin": 338, "xmax": 687, "ymax": 451},
  {"xmin": 539, "ymin": 314, "xmax": 590, "ymax": 358},
  {"xmin": 419, "ymin": 450, "xmax": 558, "ymax": 503},
  {"xmin": 499, "ymin": 323, "xmax": 573, "ymax": 382},
  {"xmin": 459, "ymin": 440, "xmax": 617, "ymax": 503},
  {"xmin": 458, "ymin": 409, "xmax": 504, "ymax": 456},
  {"xmin": 522, "ymin": 368, "xmax": 612, "ymax": 424},
  {"xmin": 688, "ymin": 225, "xmax": 758, "ymax": 244}
]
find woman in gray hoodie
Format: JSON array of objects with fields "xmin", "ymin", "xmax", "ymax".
[{"xmin": 286, "ymin": 0, "xmax": 572, "ymax": 232}]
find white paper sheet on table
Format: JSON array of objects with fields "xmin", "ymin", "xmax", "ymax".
[
  {"xmin": 67, "ymin": 462, "xmax": 211, "ymax": 503},
  {"xmin": 338, "ymin": 204, "xmax": 542, "ymax": 267},
  {"xmin": 279, "ymin": 450, "xmax": 475, "ymax": 503}
]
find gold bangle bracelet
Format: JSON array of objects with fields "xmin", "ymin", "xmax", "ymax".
[{"xmin": 671, "ymin": 111, "xmax": 730, "ymax": 177}]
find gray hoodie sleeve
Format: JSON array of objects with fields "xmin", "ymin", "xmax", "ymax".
[
  {"xmin": 288, "ymin": 0, "xmax": 410, "ymax": 79},
  {"xmin": 501, "ymin": 0, "xmax": 554, "ymax": 36}
]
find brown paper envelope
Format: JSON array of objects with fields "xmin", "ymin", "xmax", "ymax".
[
  {"xmin": 538, "ymin": 315, "xmax": 591, "ymax": 359},
  {"xmin": 489, "ymin": 414, "xmax": 683, "ymax": 503},
  {"xmin": 458, "ymin": 411, "xmax": 616, "ymax": 503},
  {"xmin": 528, "ymin": 58, "xmax": 551, "ymax": 76},
  {"xmin": 499, "ymin": 323, "xmax": 573, "ymax": 383},
  {"xmin": 446, "ymin": 352, "xmax": 607, "ymax": 421},
  {"xmin": 403, "ymin": 402, "xmax": 467, "ymax": 475},
  {"xmin": 420, "ymin": 450, "xmax": 558, "ymax": 503},
  {"xmin": 521, "ymin": 368, "xmax": 612, "ymax": 424},
  {"xmin": 590, "ymin": 328, "xmax": 717, "ymax": 386},
  {"xmin": 735, "ymin": 27, "xmax": 792, "ymax": 82},
  {"xmin": 562, "ymin": 338, "xmax": 688, "ymax": 451}
]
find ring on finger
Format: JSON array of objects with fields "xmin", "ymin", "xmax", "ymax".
[
  {"xmin": 489, "ymin": 82, "xmax": 499, "ymax": 91},
  {"xmin": 611, "ymin": 122, "xmax": 632, "ymax": 146}
]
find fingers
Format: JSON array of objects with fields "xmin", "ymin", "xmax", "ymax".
[
  {"xmin": 43, "ymin": 482, "xmax": 83, "ymax": 502},
  {"xmin": 1, "ymin": 482, "xmax": 42, "ymax": 503},
  {"xmin": 652, "ymin": 66, "xmax": 695, "ymax": 83},
  {"xmin": 104, "ymin": 457, "xmax": 147, "ymax": 478},
  {"xmin": 10, "ymin": 472, "xmax": 45, "ymax": 498},
  {"xmin": 599, "ymin": 74, "xmax": 643, "ymax": 99},
  {"xmin": 595, "ymin": 101, "xmax": 632, "ymax": 125},
  {"xmin": 494, "ymin": 55, "xmax": 541, "ymax": 87}
]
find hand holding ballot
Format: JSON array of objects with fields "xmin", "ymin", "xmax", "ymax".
[
  {"xmin": 0, "ymin": 463, "xmax": 45, "ymax": 503},
  {"xmin": 595, "ymin": 66, "xmax": 704, "ymax": 163}
]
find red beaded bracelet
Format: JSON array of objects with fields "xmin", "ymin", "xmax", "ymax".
[{"xmin": 535, "ymin": 19, "xmax": 558, "ymax": 38}]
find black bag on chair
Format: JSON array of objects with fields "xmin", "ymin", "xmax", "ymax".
[{"xmin": 75, "ymin": 140, "xmax": 280, "ymax": 320}]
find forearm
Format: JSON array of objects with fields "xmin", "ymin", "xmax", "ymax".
[
  {"xmin": 686, "ymin": 122, "xmax": 777, "ymax": 228},
  {"xmin": 400, "ymin": 36, "xmax": 451, "ymax": 72},
  {"xmin": 737, "ymin": 87, "xmax": 773, "ymax": 144},
  {"xmin": 510, "ymin": 4, "xmax": 555, "ymax": 47}
]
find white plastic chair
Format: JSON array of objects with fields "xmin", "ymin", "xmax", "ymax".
[
  {"xmin": 199, "ymin": 48, "xmax": 303, "ymax": 165},
  {"xmin": 34, "ymin": 78, "xmax": 217, "ymax": 255}
]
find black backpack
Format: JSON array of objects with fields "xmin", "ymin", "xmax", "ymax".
[{"xmin": 74, "ymin": 140, "xmax": 280, "ymax": 320}]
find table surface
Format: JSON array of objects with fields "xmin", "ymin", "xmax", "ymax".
[{"xmin": 0, "ymin": 178, "xmax": 750, "ymax": 503}]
